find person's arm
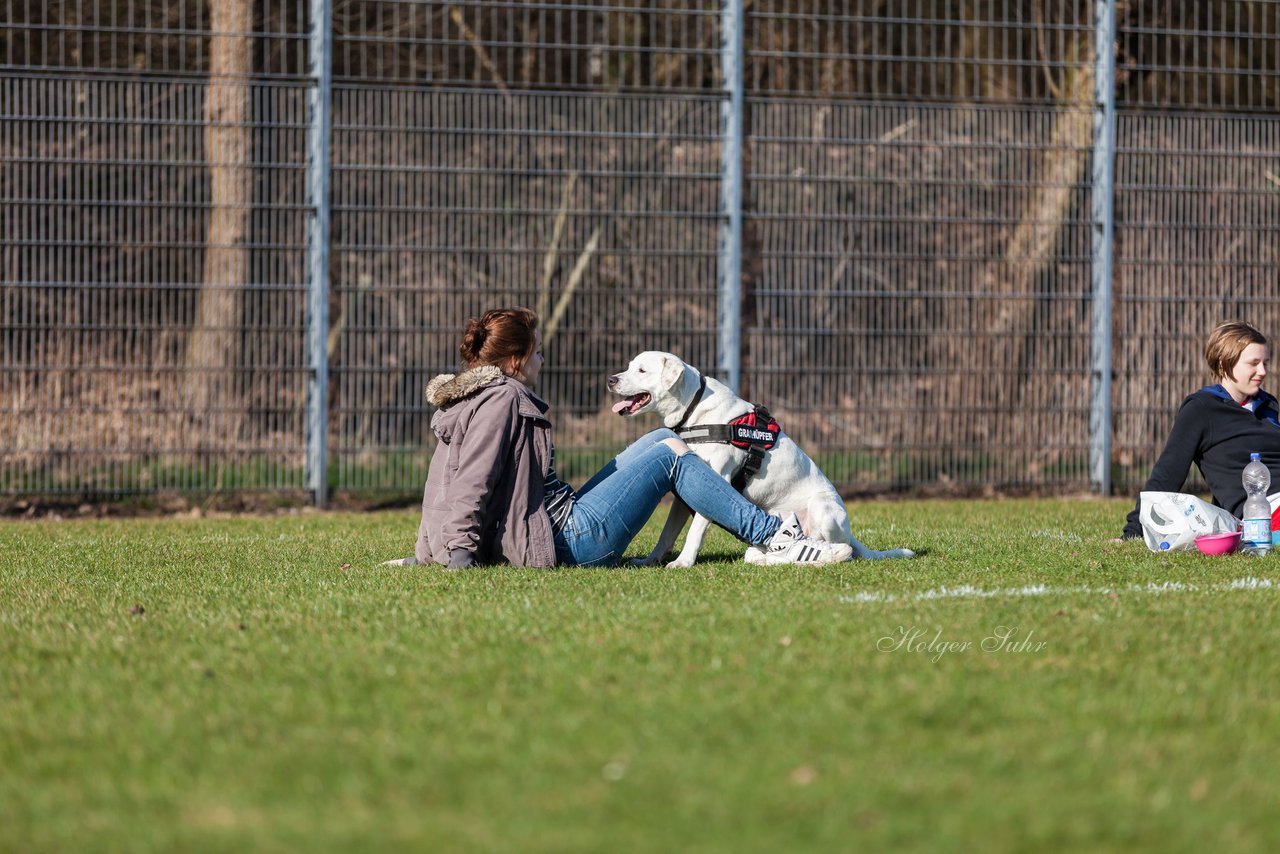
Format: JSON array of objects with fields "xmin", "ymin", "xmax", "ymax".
[
  {"xmin": 440, "ymin": 392, "xmax": 521, "ymax": 561},
  {"xmin": 1122, "ymin": 397, "xmax": 1208, "ymax": 539}
]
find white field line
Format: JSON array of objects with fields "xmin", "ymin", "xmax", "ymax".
[{"xmin": 841, "ymin": 576, "xmax": 1278, "ymax": 604}]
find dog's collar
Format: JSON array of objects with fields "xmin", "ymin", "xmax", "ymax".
[{"xmin": 672, "ymin": 375, "xmax": 707, "ymax": 433}]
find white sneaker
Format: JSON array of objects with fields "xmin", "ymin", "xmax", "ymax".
[{"xmin": 761, "ymin": 513, "xmax": 853, "ymax": 565}]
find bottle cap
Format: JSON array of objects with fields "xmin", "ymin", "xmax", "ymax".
[{"xmin": 1252, "ymin": 452, "xmax": 1262, "ymax": 461}]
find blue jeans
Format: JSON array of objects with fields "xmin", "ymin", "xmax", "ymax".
[{"xmin": 553, "ymin": 429, "xmax": 782, "ymax": 566}]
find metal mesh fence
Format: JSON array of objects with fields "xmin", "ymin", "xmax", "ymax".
[
  {"xmin": 1, "ymin": 74, "xmax": 311, "ymax": 495},
  {"xmin": 1108, "ymin": 1, "xmax": 1280, "ymax": 495},
  {"xmin": 2, "ymin": 0, "xmax": 1279, "ymax": 502},
  {"xmin": 1118, "ymin": 1, "xmax": 1280, "ymax": 112},
  {"xmin": 745, "ymin": 0, "xmax": 1095, "ymax": 103},
  {"xmin": 327, "ymin": 87, "xmax": 723, "ymax": 489},
  {"xmin": 744, "ymin": 101, "xmax": 1095, "ymax": 490},
  {"xmin": 0, "ymin": 0, "xmax": 311, "ymax": 78},
  {"xmin": 735, "ymin": 2, "xmax": 1101, "ymax": 494},
  {"xmin": 331, "ymin": 0, "xmax": 723, "ymax": 90},
  {"xmin": 1111, "ymin": 113, "xmax": 1280, "ymax": 494}
]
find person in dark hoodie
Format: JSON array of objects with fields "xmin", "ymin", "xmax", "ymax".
[
  {"xmin": 397, "ymin": 306, "xmax": 853, "ymax": 568},
  {"xmin": 1122, "ymin": 320, "xmax": 1279, "ymax": 539}
]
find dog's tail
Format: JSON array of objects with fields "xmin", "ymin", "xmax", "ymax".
[{"xmin": 852, "ymin": 545, "xmax": 917, "ymax": 560}]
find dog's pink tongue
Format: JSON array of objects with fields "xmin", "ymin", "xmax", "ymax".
[{"xmin": 612, "ymin": 398, "xmax": 633, "ymax": 414}]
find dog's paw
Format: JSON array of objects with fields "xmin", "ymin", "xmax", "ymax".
[
  {"xmin": 628, "ymin": 555, "xmax": 665, "ymax": 567},
  {"xmin": 382, "ymin": 556, "xmax": 420, "ymax": 566},
  {"xmin": 665, "ymin": 557, "xmax": 696, "ymax": 569}
]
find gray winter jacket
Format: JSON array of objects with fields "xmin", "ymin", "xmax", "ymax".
[{"xmin": 414, "ymin": 365, "xmax": 558, "ymax": 567}]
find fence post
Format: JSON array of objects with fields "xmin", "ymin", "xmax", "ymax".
[
  {"xmin": 306, "ymin": 0, "xmax": 333, "ymax": 506},
  {"xmin": 1089, "ymin": 0, "xmax": 1117, "ymax": 495},
  {"xmin": 717, "ymin": 0, "xmax": 745, "ymax": 392}
]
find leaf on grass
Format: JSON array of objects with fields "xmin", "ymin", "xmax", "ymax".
[{"xmin": 790, "ymin": 764, "xmax": 817, "ymax": 785}]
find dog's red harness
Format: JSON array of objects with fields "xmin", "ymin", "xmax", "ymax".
[{"xmin": 678, "ymin": 399, "xmax": 782, "ymax": 492}]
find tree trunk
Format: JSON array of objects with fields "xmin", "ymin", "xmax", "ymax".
[
  {"xmin": 187, "ymin": 0, "xmax": 252, "ymax": 434},
  {"xmin": 985, "ymin": 54, "xmax": 1094, "ymax": 406}
]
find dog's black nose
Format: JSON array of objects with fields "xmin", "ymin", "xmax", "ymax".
[{"xmin": 607, "ymin": 375, "xmax": 620, "ymax": 389}]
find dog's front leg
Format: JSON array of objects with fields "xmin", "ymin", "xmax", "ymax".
[
  {"xmin": 666, "ymin": 450, "xmax": 741, "ymax": 567},
  {"xmin": 667, "ymin": 512, "xmax": 714, "ymax": 568},
  {"xmin": 629, "ymin": 498, "xmax": 693, "ymax": 566}
]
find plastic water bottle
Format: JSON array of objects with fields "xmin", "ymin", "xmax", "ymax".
[{"xmin": 1241, "ymin": 452, "xmax": 1271, "ymax": 556}]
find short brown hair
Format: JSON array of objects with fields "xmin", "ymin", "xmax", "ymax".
[
  {"xmin": 459, "ymin": 307, "xmax": 539, "ymax": 374},
  {"xmin": 1204, "ymin": 320, "xmax": 1268, "ymax": 380}
]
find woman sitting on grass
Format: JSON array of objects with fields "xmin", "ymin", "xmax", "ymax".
[
  {"xmin": 398, "ymin": 306, "xmax": 850, "ymax": 568},
  {"xmin": 1122, "ymin": 320, "xmax": 1279, "ymax": 539}
]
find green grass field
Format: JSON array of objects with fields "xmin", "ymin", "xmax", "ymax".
[{"xmin": 4, "ymin": 498, "xmax": 1280, "ymax": 852}]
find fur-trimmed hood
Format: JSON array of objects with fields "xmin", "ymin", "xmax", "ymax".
[
  {"xmin": 426, "ymin": 365, "xmax": 505, "ymax": 408},
  {"xmin": 416, "ymin": 363, "xmax": 557, "ymax": 567}
]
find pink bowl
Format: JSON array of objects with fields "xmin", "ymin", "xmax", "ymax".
[{"xmin": 1195, "ymin": 532, "xmax": 1242, "ymax": 555}]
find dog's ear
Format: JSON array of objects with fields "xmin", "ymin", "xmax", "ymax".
[{"xmin": 659, "ymin": 354, "xmax": 686, "ymax": 392}]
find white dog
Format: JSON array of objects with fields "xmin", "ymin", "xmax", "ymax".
[{"xmin": 609, "ymin": 351, "xmax": 916, "ymax": 568}]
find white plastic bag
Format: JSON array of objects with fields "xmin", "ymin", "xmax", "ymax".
[{"xmin": 1138, "ymin": 491, "xmax": 1240, "ymax": 553}]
